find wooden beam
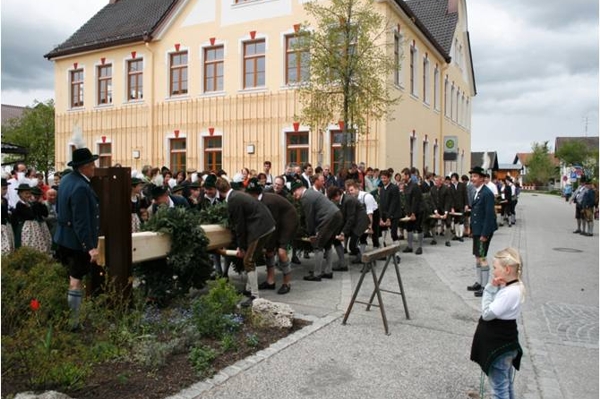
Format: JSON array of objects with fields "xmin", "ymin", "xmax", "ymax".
[
  {"xmin": 97, "ymin": 224, "xmax": 232, "ymax": 266},
  {"xmin": 361, "ymin": 243, "xmax": 401, "ymax": 263}
]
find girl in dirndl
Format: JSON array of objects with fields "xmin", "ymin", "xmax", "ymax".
[
  {"xmin": 31, "ymin": 187, "xmax": 52, "ymax": 253},
  {"xmin": 13, "ymin": 184, "xmax": 49, "ymax": 252},
  {"xmin": 1, "ymin": 178, "xmax": 15, "ymax": 255}
]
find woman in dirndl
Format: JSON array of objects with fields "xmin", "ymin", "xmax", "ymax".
[
  {"xmin": 13, "ymin": 184, "xmax": 49, "ymax": 252},
  {"xmin": 1, "ymin": 178, "xmax": 15, "ymax": 255},
  {"xmin": 31, "ymin": 186, "xmax": 52, "ymax": 253},
  {"xmin": 131, "ymin": 177, "xmax": 146, "ymax": 233}
]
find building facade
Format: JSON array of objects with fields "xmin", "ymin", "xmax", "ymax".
[{"xmin": 46, "ymin": 0, "xmax": 476, "ymax": 176}]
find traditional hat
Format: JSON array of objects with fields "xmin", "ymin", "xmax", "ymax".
[
  {"xmin": 469, "ymin": 166, "xmax": 486, "ymax": 177},
  {"xmin": 131, "ymin": 177, "xmax": 144, "ymax": 186},
  {"xmin": 290, "ymin": 180, "xmax": 305, "ymax": 193},
  {"xmin": 31, "ymin": 186, "xmax": 43, "ymax": 196},
  {"xmin": 62, "ymin": 168, "xmax": 73, "ymax": 177},
  {"xmin": 68, "ymin": 148, "xmax": 99, "ymax": 167},
  {"xmin": 171, "ymin": 184, "xmax": 185, "ymax": 194},
  {"xmin": 149, "ymin": 185, "xmax": 169, "ymax": 199},
  {"xmin": 204, "ymin": 174, "xmax": 217, "ymax": 189},
  {"xmin": 188, "ymin": 182, "xmax": 201, "ymax": 189},
  {"xmin": 246, "ymin": 178, "xmax": 263, "ymax": 194},
  {"xmin": 16, "ymin": 183, "xmax": 33, "ymax": 192},
  {"xmin": 230, "ymin": 182, "xmax": 243, "ymax": 190},
  {"xmin": 1, "ymin": 178, "xmax": 7, "ymax": 187}
]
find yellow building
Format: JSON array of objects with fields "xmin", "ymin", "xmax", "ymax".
[{"xmin": 45, "ymin": 0, "xmax": 476, "ymax": 177}]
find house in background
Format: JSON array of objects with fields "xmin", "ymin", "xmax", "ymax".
[
  {"xmin": 496, "ymin": 163, "xmax": 522, "ymax": 183},
  {"xmin": 513, "ymin": 152, "xmax": 560, "ymax": 188},
  {"xmin": 44, "ymin": 0, "xmax": 476, "ymax": 176}
]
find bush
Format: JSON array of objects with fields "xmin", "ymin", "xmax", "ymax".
[
  {"xmin": 138, "ymin": 206, "xmax": 213, "ymax": 304},
  {"xmin": 188, "ymin": 345, "xmax": 217, "ymax": 376},
  {"xmin": 191, "ymin": 279, "xmax": 242, "ymax": 338}
]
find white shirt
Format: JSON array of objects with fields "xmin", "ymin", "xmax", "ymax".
[
  {"xmin": 482, "ymin": 283, "xmax": 523, "ymax": 321},
  {"xmin": 486, "ymin": 181, "xmax": 498, "ymax": 196},
  {"xmin": 357, "ymin": 190, "xmax": 378, "ymax": 214}
]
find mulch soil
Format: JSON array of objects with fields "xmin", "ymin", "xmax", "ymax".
[{"xmin": 3, "ymin": 319, "xmax": 310, "ymax": 399}]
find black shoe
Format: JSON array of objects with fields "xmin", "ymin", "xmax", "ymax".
[
  {"xmin": 573, "ymin": 229, "xmax": 581, "ymax": 234},
  {"xmin": 474, "ymin": 289, "xmax": 484, "ymax": 297},
  {"xmin": 430, "ymin": 239, "xmax": 437, "ymax": 245},
  {"xmin": 445, "ymin": 241, "xmax": 451, "ymax": 247},
  {"xmin": 415, "ymin": 247, "xmax": 423, "ymax": 255},
  {"xmin": 395, "ymin": 255, "xmax": 401, "ymax": 264},
  {"xmin": 321, "ymin": 273, "xmax": 333, "ymax": 279},
  {"xmin": 402, "ymin": 247, "xmax": 413, "ymax": 253},
  {"xmin": 332, "ymin": 266, "xmax": 349, "ymax": 271},
  {"xmin": 291, "ymin": 255, "xmax": 302, "ymax": 265},
  {"xmin": 277, "ymin": 284, "xmax": 291, "ymax": 295},
  {"xmin": 303, "ymin": 274, "xmax": 322, "ymax": 282},
  {"xmin": 399, "ymin": 236, "xmax": 405, "ymax": 240},
  {"xmin": 237, "ymin": 289, "xmax": 252, "ymax": 297},
  {"xmin": 457, "ymin": 237, "xmax": 464, "ymax": 242},
  {"xmin": 467, "ymin": 282, "xmax": 482, "ymax": 291},
  {"xmin": 258, "ymin": 281, "xmax": 276, "ymax": 290},
  {"xmin": 240, "ymin": 296, "xmax": 256, "ymax": 308},
  {"xmin": 586, "ymin": 233, "xmax": 594, "ymax": 237},
  {"xmin": 351, "ymin": 257, "xmax": 362, "ymax": 264},
  {"xmin": 452, "ymin": 236, "xmax": 459, "ymax": 241}
]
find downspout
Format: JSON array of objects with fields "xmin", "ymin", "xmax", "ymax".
[
  {"xmin": 440, "ymin": 63, "xmax": 449, "ymax": 176},
  {"xmin": 144, "ymin": 34, "xmax": 155, "ymax": 166}
]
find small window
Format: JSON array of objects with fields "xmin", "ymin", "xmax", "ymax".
[
  {"xmin": 243, "ymin": 40, "xmax": 266, "ymax": 89},
  {"xmin": 285, "ymin": 34, "xmax": 309, "ymax": 85},
  {"xmin": 433, "ymin": 65, "xmax": 440, "ymax": 110},
  {"xmin": 409, "ymin": 44, "xmax": 417, "ymax": 96},
  {"xmin": 127, "ymin": 59, "xmax": 143, "ymax": 100},
  {"xmin": 70, "ymin": 69, "xmax": 84, "ymax": 108},
  {"xmin": 97, "ymin": 64, "xmax": 112, "ymax": 105},
  {"xmin": 394, "ymin": 33, "xmax": 403, "ymax": 87},
  {"xmin": 170, "ymin": 51, "xmax": 188, "ymax": 96},
  {"xmin": 204, "ymin": 136, "xmax": 223, "ymax": 171},
  {"xmin": 204, "ymin": 46, "xmax": 224, "ymax": 92},
  {"xmin": 409, "ymin": 135, "xmax": 416, "ymax": 168},
  {"xmin": 422, "ymin": 56, "xmax": 429, "ymax": 104},
  {"xmin": 98, "ymin": 143, "xmax": 112, "ymax": 167},
  {"xmin": 286, "ymin": 132, "xmax": 309, "ymax": 168},
  {"xmin": 170, "ymin": 138, "xmax": 186, "ymax": 172}
]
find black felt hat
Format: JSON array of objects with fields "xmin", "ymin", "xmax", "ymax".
[
  {"xmin": 149, "ymin": 185, "xmax": 169, "ymax": 199},
  {"xmin": 131, "ymin": 177, "xmax": 144, "ymax": 186},
  {"xmin": 204, "ymin": 174, "xmax": 217, "ymax": 188},
  {"xmin": 171, "ymin": 184, "xmax": 185, "ymax": 194},
  {"xmin": 469, "ymin": 166, "xmax": 486, "ymax": 177},
  {"xmin": 290, "ymin": 180, "xmax": 305, "ymax": 193},
  {"xmin": 31, "ymin": 186, "xmax": 43, "ymax": 196},
  {"xmin": 68, "ymin": 148, "xmax": 99, "ymax": 167},
  {"xmin": 245, "ymin": 178, "xmax": 263, "ymax": 194},
  {"xmin": 16, "ymin": 183, "xmax": 33, "ymax": 192}
]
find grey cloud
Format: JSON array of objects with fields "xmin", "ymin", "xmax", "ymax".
[
  {"xmin": 1, "ymin": 17, "xmax": 68, "ymax": 91},
  {"xmin": 508, "ymin": 0, "xmax": 599, "ymax": 29}
]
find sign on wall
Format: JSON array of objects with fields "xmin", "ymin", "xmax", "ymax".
[{"xmin": 443, "ymin": 136, "xmax": 458, "ymax": 161}]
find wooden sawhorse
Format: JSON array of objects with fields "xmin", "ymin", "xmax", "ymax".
[{"xmin": 342, "ymin": 243, "xmax": 410, "ymax": 335}]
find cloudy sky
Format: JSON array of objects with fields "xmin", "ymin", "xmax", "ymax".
[{"xmin": 1, "ymin": 0, "xmax": 598, "ymax": 164}]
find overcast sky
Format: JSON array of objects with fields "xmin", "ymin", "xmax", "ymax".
[{"xmin": 1, "ymin": 0, "xmax": 598, "ymax": 164}]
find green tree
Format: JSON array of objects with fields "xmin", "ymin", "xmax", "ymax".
[
  {"xmin": 525, "ymin": 141, "xmax": 558, "ymax": 187},
  {"xmin": 2, "ymin": 100, "xmax": 55, "ymax": 182},
  {"xmin": 297, "ymin": 0, "xmax": 400, "ymax": 173},
  {"xmin": 555, "ymin": 140, "xmax": 599, "ymax": 180}
]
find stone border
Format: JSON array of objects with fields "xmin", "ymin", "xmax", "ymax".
[{"xmin": 165, "ymin": 312, "xmax": 341, "ymax": 399}]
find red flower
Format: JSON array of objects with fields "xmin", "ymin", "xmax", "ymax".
[{"xmin": 30, "ymin": 298, "xmax": 40, "ymax": 311}]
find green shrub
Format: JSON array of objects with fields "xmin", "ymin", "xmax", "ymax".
[
  {"xmin": 189, "ymin": 345, "xmax": 217, "ymax": 376},
  {"xmin": 1, "ymin": 248, "xmax": 69, "ymax": 336},
  {"xmin": 220, "ymin": 333, "xmax": 239, "ymax": 352},
  {"xmin": 191, "ymin": 279, "xmax": 242, "ymax": 338},
  {"xmin": 138, "ymin": 206, "xmax": 213, "ymax": 303}
]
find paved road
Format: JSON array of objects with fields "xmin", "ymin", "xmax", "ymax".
[{"xmin": 168, "ymin": 192, "xmax": 599, "ymax": 399}]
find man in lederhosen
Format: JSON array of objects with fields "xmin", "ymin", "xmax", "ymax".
[
  {"xmin": 217, "ymin": 177, "xmax": 275, "ymax": 306},
  {"xmin": 246, "ymin": 178, "xmax": 298, "ymax": 294},
  {"xmin": 430, "ymin": 175, "xmax": 452, "ymax": 247},
  {"xmin": 449, "ymin": 172, "xmax": 469, "ymax": 242},
  {"xmin": 291, "ymin": 181, "xmax": 343, "ymax": 281},
  {"xmin": 401, "ymin": 167, "xmax": 424, "ymax": 254},
  {"xmin": 54, "ymin": 148, "xmax": 100, "ymax": 330},
  {"xmin": 467, "ymin": 166, "xmax": 498, "ymax": 297},
  {"xmin": 378, "ymin": 170, "xmax": 401, "ymax": 245}
]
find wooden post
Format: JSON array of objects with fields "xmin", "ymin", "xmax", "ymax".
[{"xmin": 92, "ymin": 167, "xmax": 132, "ymax": 300}]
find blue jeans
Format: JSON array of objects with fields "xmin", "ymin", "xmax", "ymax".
[{"xmin": 488, "ymin": 350, "xmax": 517, "ymax": 399}]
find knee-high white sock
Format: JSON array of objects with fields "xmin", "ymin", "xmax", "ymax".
[
  {"xmin": 480, "ymin": 265, "xmax": 489, "ymax": 286},
  {"xmin": 247, "ymin": 271, "xmax": 259, "ymax": 298}
]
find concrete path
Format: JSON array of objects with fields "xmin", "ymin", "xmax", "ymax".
[{"xmin": 168, "ymin": 192, "xmax": 598, "ymax": 399}]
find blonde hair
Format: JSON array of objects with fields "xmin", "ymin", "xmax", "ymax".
[{"xmin": 494, "ymin": 247, "xmax": 526, "ymax": 303}]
